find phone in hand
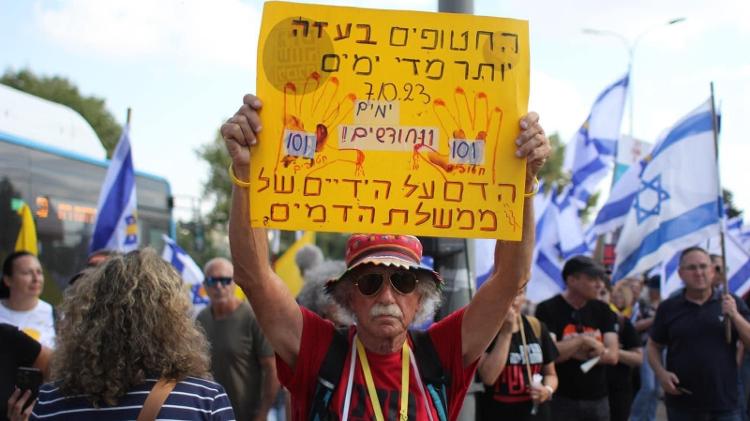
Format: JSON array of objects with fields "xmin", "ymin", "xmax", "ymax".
[{"xmin": 16, "ymin": 366, "xmax": 43, "ymax": 410}]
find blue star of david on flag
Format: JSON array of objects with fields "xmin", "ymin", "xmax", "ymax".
[{"xmin": 634, "ymin": 174, "xmax": 670, "ymax": 224}]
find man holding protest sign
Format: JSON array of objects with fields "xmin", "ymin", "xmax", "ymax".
[
  {"xmin": 220, "ymin": 3, "xmax": 548, "ymax": 420},
  {"xmin": 221, "ymin": 93, "xmax": 548, "ymax": 420}
]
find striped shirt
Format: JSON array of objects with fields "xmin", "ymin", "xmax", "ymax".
[{"xmin": 31, "ymin": 377, "xmax": 235, "ymax": 420}]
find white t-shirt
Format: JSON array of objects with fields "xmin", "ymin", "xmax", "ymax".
[{"xmin": 0, "ymin": 299, "xmax": 55, "ymax": 348}]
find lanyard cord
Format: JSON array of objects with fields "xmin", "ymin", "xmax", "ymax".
[
  {"xmin": 341, "ymin": 335, "xmax": 359, "ymax": 421},
  {"xmin": 355, "ymin": 336, "xmax": 410, "ymax": 421},
  {"xmin": 408, "ymin": 348, "xmax": 436, "ymax": 421}
]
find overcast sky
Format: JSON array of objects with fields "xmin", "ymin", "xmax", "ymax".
[{"xmin": 1, "ymin": 0, "xmax": 748, "ymax": 220}]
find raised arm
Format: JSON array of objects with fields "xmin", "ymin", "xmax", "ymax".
[
  {"xmin": 221, "ymin": 94, "xmax": 303, "ymax": 367},
  {"xmin": 477, "ymin": 310, "xmax": 517, "ymax": 385},
  {"xmin": 461, "ymin": 112, "xmax": 550, "ymax": 365}
]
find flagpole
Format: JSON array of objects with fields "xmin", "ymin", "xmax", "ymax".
[
  {"xmin": 710, "ymin": 82, "xmax": 731, "ymax": 343},
  {"xmin": 126, "ymin": 108, "xmax": 132, "ymax": 125}
]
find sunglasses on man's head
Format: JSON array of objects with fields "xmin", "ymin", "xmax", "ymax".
[
  {"xmin": 354, "ymin": 270, "xmax": 419, "ymax": 296},
  {"xmin": 204, "ymin": 276, "xmax": 233, "ymax": 287}
]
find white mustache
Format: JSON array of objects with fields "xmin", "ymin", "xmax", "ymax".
[{"xmin": 370, "ymin": 303, "xmax": 403, "ymax": 319}]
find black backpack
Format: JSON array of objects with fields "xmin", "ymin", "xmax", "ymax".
[{"xmin": 308, "ymin": 328, "xmax": 451, "ymax": 421}]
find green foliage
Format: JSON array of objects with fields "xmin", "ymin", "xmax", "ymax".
[
  {"xmin": 1, "ymin": 68, "xmax": 122, "ymax": 157},
  {"xmin": 176, "ymin": 220, "xmax": 226, "ymax": 268},
  {"xmin": 196, "ymin": 131, "xmax": 233, "ymax": 227},
  {"xmin": 537, "ymin": 133, "xmax": 568, "ymax": 186},
  {"xmin": 723, "ymin": 188, "xmax": 742, "ymax": 219}
]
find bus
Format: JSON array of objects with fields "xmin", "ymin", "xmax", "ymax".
[{"xmin": 0, "ymin": 84, "xmax": 174, "ymax": 303}]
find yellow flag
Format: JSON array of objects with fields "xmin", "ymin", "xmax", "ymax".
[
  {"xmin": 273, "ymin": 231, "xmax": 316, "ymax": 296},
  {"xmin": 15, "ymin": 203, "xmax": 38, "ymax": 255}
]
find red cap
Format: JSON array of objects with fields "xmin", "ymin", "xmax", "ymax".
[{"xmin": 326, "ymin": 234, "xmax": 442, "ymax": 291}]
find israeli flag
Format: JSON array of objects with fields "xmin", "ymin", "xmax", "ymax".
[
  {"xmin": 161, "ymin": 235, "xmax": 208, "ymax": 316},
  {"xmin": 555, "ymin": 185, "xmax": 589, "ymax": 259},
  {"xmin": 613, "ymin": 100, "xmax": 720, "ymax": 281},
  {"xmin": 89, "ymin": 124, "xmax": 139, "ymax": 253},
  {"xmin": 661, "ymin": 233, "xmax": 750, "ymax": 298},
  {"xmin": 475, "ymin": 181, "xmax": 554, "ymax": 291},
  {"xmin": 528, "ymin": 186, "xmax": 567, "ymax": 302},
  {"xmin": 564, "ymin": 74, "xmax": 629, "ymax": 207},
  {"xmin": 590, "ymin": 160, "xmax": 641, "ymax": 237}
]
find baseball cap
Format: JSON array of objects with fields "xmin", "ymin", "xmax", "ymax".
[{"xmin": 562, "ymin": 255, "xmax": 607, "ymax": 282}]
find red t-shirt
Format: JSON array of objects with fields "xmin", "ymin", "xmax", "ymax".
[{"xmin": 277, "ymin": 306, "xmax": 477, "ymax": 421}]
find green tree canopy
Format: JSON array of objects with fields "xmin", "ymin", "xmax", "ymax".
[{"xmin": 1, "ymin": 68, "xmax": 122, "ymax": 156}]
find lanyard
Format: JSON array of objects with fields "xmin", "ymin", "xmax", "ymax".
[{"xmin": 355, "ymin": 336, "xmax": 410, "ymax": 421}]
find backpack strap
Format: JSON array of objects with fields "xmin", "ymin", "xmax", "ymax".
[
  {"xmin": 308, "ymin": 327, "xmax": 349, "ymax": 421},
  {"xmin": 136, "ymin": 379, "xmax": 176, "ymax": 421},
  {"xmin": 409, "ymin": 330, "xmax": 450, "ymax": 421}
]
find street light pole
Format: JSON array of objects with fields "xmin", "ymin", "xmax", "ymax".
[{"xmin": 583, "ymin": 17, "xmax": 685, "ymax": 139}]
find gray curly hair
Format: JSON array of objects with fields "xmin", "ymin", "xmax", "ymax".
[
  {"xmin": 328, "ymin": 265, "xmax": 442, "ymax": 326},
  {"xmin": 295, "ymin": 244, "xmax": 324, "ymax": 276}
]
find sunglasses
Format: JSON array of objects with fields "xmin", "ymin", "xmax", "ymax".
[
  {"xmin": 354, "ymin": 270, "xmax": 419, "ymax": 296},
  {"xmin": 204, "ymin": 276, "xmax": 233, "ymax": 287}
]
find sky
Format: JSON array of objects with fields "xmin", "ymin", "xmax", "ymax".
[{"xmin": 1, "ymin": 0, "xmax": 748, "ymax": 221}]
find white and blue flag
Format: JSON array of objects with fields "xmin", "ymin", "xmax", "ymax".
[
  {"xmin": 660, "ymin": 232, "xmax": 750, "ymax": 298},
  {"xmin": 564, "ymin": 74, "xmax": 629, "ymax": 207},
  {"xmin": 528, "ymin": 185, "xmax": 567, "ymax": 302},
  {"xmin": 613, "ymin": 100, "xmax": 720, "ymax": 281},
  {"xmin": 89, "ymin": 124, "xmax": 139, "ymax": 253},
  {"xmin": 161, "ymin": 235, "xmax": 208, "ymax": 316},
  {"xmin": 590, "ymin": 158, "xmax": 641, "ymax": 237}
]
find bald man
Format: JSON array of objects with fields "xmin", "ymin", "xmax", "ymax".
[{"xmin": 196, "ymin": 258, "xmax": 279, "ymax": 421}]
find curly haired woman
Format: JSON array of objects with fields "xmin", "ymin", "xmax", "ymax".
[{"xmin": 27, "ymin": 248, "xmax": 235, "ymax": 420}]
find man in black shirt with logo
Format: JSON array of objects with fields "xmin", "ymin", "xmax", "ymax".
[
  {"xmin": 649, "ymin": 246, "xmax": 750, "ymax": 421},
  {"xmin": 535, "ymin": 255, "xmax": 619, "ymax": 421}
]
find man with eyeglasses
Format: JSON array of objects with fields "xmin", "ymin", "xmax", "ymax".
[
  {"xmin": 196, "ymin": 257, "xmax": 280, "ymax": 421},
  {"xmin": 534, "ymin": 255, "xmax": 620, "ymax": 421},
  {"xmin": 648, "ymin": 246, "xmax": 750, "ymax": 421},
  {"xmin": 219, "ymin": 93, "xmax": 550, "ymax": 420}
]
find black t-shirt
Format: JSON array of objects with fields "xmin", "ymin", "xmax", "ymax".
[
  {"xmin": 479, "ymin": 316, "xmax": 558, "ymax": 421},
  {"xmin": 535, "ymin": 295, "xmax": 617, "ymax": 400},
  {"xmin": 607, "ymin": 315, "xmax": 640, "ymax": 394},
  {"xmin": 1, "ymin": 323, "xmax": 42, "ymax": 421},
  {"xmin": 607, "ymin": 315, "xmax": 641, "ymax": 421},
  {"xmin": 650, "ymin": 291, "xmax": 750, "ymax": 411}
]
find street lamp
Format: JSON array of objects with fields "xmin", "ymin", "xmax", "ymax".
[{"xmin": 582, "ymin": 17, "xmax": 686, "ymax": 138}]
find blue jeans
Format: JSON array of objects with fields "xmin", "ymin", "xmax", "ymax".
[
  {"xmin": 666, "ymin": 406, "xmax": 741, "ymax": 421},
  {"xmin": 631, "ymin": 350, "xmax": 659, "ymax": 421}
]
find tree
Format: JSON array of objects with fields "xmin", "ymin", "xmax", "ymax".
[
  {"xmin": 536, "ymin": 132, "xmax": 567, "ymax": 186},
  {"xmin": 723, "ymin": 188, "xmax": 742, "ymax": 219},
  {"xmin": 196, "ymin": 131, "xmax": 232, "ymax": 228},
  {"xmin": 1, "ymin": 68, "xmax": 122, "ymax": 156}
]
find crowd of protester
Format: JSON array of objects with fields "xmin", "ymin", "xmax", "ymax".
[{"xmin": 3, "ymin": 92, "xmax": 749, "ymax": 421}]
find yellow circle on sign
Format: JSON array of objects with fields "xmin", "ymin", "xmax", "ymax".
[{"xmin": 262, "ymin": 16, "xmax": 335, "ymax": 93}]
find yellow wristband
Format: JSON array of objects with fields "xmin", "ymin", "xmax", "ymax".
[
  {"xmin": 228, "ymin": 163, "xmax": 251, "ymax": 188},
  {"xmin": 524, "ymin": 177, "xmax": 539, "ymax": 198}
]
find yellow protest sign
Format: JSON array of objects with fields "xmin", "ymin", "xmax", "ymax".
[{"xmin": 254, "ymin": 2, "xmax": 529, "ymax": 240}]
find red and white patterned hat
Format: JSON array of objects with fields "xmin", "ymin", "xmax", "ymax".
[{"xmin": 325, "ymin": 234, "xmax": 442, "ymax": 291}]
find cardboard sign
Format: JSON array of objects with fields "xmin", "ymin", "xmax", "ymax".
[{"xmin": 253, "ymin": 1, "xmax": 529, "ymax": 239}]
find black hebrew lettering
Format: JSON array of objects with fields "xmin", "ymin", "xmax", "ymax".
[
  {"xmin": 321, "ymin": 54, "xmax": 340, "ymax": 72},
  {"xmin": 334, "ymin": 23, "xmax": 352, "ymax": 41},
  {"xmin": 356, "ymin": 24, "xmax": 377, "ymax": 45},
  {"xmin": 291, "ymin": 18, "xmax": 309, "ymax": 37},
  {"xmin": 425, "ymin": 59, "xmax": 444, "ymax": 80},
  {"xmin": 390, "ymin": 27, "xmax": 409, "ymax": 46}
]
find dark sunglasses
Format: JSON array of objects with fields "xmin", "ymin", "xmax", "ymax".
[
  {"xmin": 354, "ymin": 270, "xmax": 419, "ymax": 296},
  {"xmin": 204, "ymin": 276, "xmax": 233, "ymax": 287}
]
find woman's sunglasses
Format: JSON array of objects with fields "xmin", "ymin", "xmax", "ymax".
[
  {"xmin": 354, "ymin": 270, "xmax": 419, "ymax": 296},
  {"xmin": 204, "ymin": 276, "xmax": 233, "ymax": 287}
]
